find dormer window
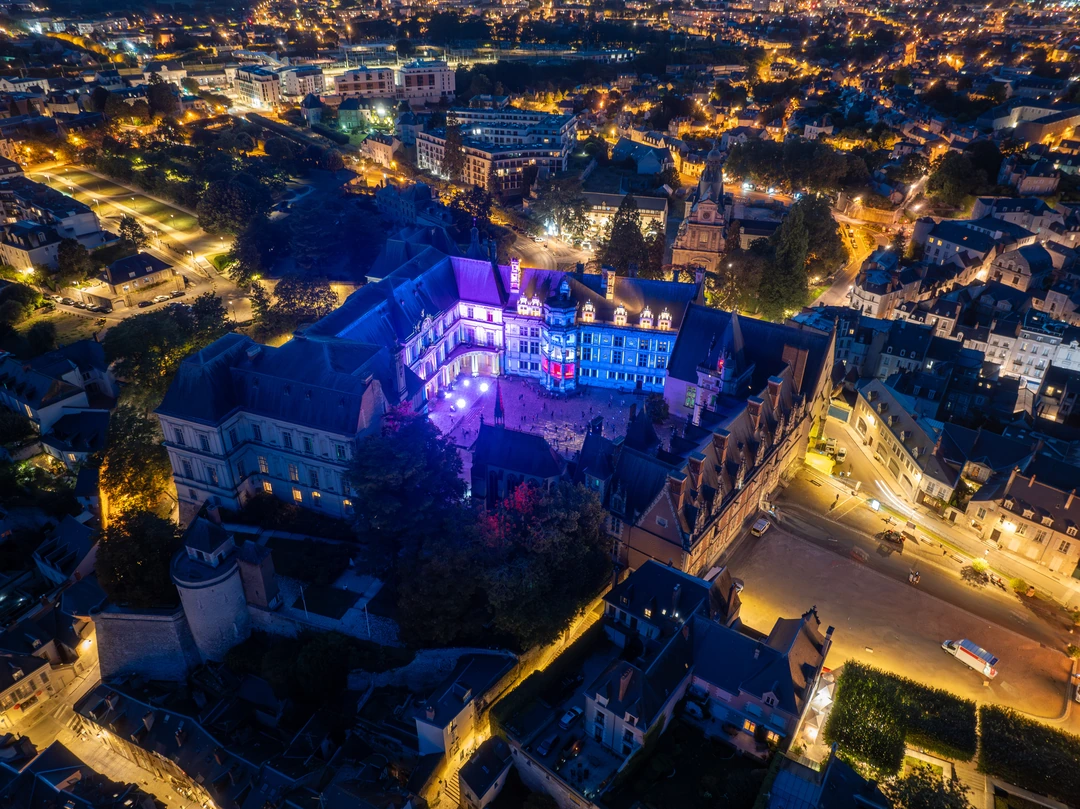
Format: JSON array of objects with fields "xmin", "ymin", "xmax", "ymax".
[
  {"xmin": 658, "ymin": 309, "xmax": 671, "ymax": 330},
  {"xmin": 530, "ymin": 296, "xmax": 542, "ymax": 317},
  {"xmin": 1041, "ymin": 516, "xmax": 1053, "ymax": 527},
  {"xmin": 640, "ymin": 307, "xmax": 653, "ymax": 329},
  {"xmin": 614, "ymin": 305, "xmax": 627, "ymax": 327},
  {"xmin": 1023, "ymin": 509, "xmax": 1034, "ymax": 519},
  {"xmin": 517, "ymin": 297, "xmax": 530, "ymax": 315},
  {"xmin": 1004, "ymin": 498, "xmax": 1014, "ymax": 510},
  {"xmin": 582, "ymin": 300, "xmax": 595, "ymax": 323},
  {"xmin": 643, "ymin": 607, "xmax": 652, "ymax": 619}
]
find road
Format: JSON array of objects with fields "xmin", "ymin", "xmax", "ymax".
[
  {"xmin": 725, "ymin": 481, "xmax": 1080, "ymax": 736},
  {"xmin": 815, "ymin": 218, "xmax": 887, "ymax": 308},
  {"xmin": 824, "ymin": 415, "xmax": 1080, "ymax": 607},
  {"xmin": 27, "ymin": 162, "xmax": 252, "ymax": 327},
  {"xmin": 509, "ymin": 232, "xmax": 592, "ymax": 271}
]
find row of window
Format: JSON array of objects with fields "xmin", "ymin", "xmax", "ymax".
[
  {"xmin": 580, "ymin": 347, "xmax": 668, "ymax": 368},
  {"xmin": 172, "ymin": 423, "xmax": 349, "ymax": 462},
  {"xmin": 581, "ymin": 333, "xmax": 671, "ymax": 352}
]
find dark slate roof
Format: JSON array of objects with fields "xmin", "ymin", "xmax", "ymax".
[
  {"xmin": 102, "ymin": 252, "xmax": 171, "ymax": 285},
  {"xmin": 0, "ymin": 605, "xmax": 81, "ymax": 658},
  {"xmin": 606, "ymin": 561, "xmax": 712, "ymax": 627},
  {"xmin": 182, "ymin": 517, "xmax": 232, "ymax": 555},
  {"xmin": 40, "ymin": 409, "xmax": 110, "ymax": 455},
  {"xmin": 470, "ymin": 423, "xmax": 563, "ymax": 479},
  {"xmin": 156, "ymin": 333, "xmax": 398, "ymax": 433},
  {"xmin": 74, "ymin": 466, "xmax": 100, "ymax": 499},
  {"xmin": 667, "ymin": 306, "xmax": 831, "ymax": 393},
  {"xmin": 691, "ymin": 607, "xmax": 827, "ymax": 716},
  {"xmin": 936, "ymin": 423, "xmax": 1036, "ymax": 475},
  {"xmin": 0, "ymin": 654, "xmax": 48, "ymax": 694},
  {"xmin": 33, "ymin": 515, "xmax": 97, "ymax": 579},
  {"xmin": 1023, "ymin": 453, "xmax": 1080, "ymax": 493},
  {"xmin": 59, "ymin": 574, "xmax": 108, "ymax": 618},
  {"xmin": 0, "ymin": 353, "xmax": 83, "ymax": 410},
  {"xmin": 459, "ymin": 737, "xmax": 511, "ymax": 799},
  {"xmin": 929, "ymin": 220, "xmax": 997, "ymax": 254},
  {"xmin": 1002, "ymin": 471, "xmax": 1079, "ymax": 534},
  {"xmin": 414, "ymin": 654, "xmax": 514, "ymax": 730},
  {"xmin": 30, "ymin": 340, "xmax": 107, "ymax": 378}
]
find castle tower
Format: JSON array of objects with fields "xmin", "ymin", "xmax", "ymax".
[
  {"xmin": 171, "ymin": 518, "xmax": 250, "ymax": 662},
  {"xmin": 699, "ymin": 146, "xmax": 724, "ymax": 202}
]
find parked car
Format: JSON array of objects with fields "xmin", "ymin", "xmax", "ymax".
[
  {"xmin": 72, "ymin": 301, "xmax": 88, "ymax": 309},
  {"xmin": 558, "ymin": 706, "xmax": 583, "ymax": 730},
  {"xmin": 170, "ymin": 290, "xmax": 187, "ymax": 298},
  {"xmin": 750, "ymin": 517, "xmax": 771, "ymax": 537},
  {"xmin": 138, "ymin": 300, "xmax": 154, "ymax": 308},
  {"xmin": 60, "ymin": 297, "xmax": 75, "ymax": 306},
  {"xmin": 835, "ymin": 446, "xmax": 847, "ymax": 463},
  {"xmin": 556, "ymin": 739, "xmax": 584, "ymax": 769},
  {"xmin": 152, "ymin": 294, "xmax": 171, "ymax": 303},
  {"xmin": 536, "ymin": 733, "xmax": 560, "ymax": 757}
]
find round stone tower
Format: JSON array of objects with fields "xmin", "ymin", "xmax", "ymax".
[
  {"xmin": 912, "ymin": 216, "xmax": 935, "ymax": 248},
  {"xmin": 171, "ymin": 518, "xmax": 250, "ymax": 662}
]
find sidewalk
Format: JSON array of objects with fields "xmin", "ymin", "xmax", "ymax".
[{"xmin": 830, "ymin": 416, "xmax": 1080, "ymax": 609}]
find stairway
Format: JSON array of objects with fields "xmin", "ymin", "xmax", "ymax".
[{"xmin": 442, "ymin": 771, "xmax": 461, "ymax": 808}]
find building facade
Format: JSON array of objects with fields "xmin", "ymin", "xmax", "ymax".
[
  {"xmin": 335, "ymin": 66, "xmax": 395, "ymax": 99},
  {"xmin": 234, "ymin": 66, "xmax": 281, "ymax": 109},
  {"xmin": 396, "ymin": 59, "xmax": 455, "ymax": 104}
]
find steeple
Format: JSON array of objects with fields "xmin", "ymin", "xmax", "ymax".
[
  {"xmin": 493, "ymin": 379, "xmax": 505, "ymax": 426},
  {"xmin": 466, "ymin": 217, "xmax": 486, "ymax": 260},
  {"xmin": 699, "ymin": 142, "xmax": 724, "ymax": 202}
]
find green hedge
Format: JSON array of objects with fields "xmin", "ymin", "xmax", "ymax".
[
  {"xmin": 823, "ymin": 662, "xmax": 977, "ymax": 774},
  {"xmin": 978, "ymin": 705, "xmax": 1080, "ymax": 804},
  {"xmin": 823, "ymin": 664, "xmax": 907, "ymax": 774},
  {"xmin": 312, "ymin": 124, "xmax": 349, "ymax": 145}
]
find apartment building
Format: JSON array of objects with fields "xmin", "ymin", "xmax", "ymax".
[
  {"xmin": 0, "ymin": 174, "xmax": 107, "ymax": 250},
  {"xmin": 978, "ymin": 464, "xmax": 1080, "ymax": 575},
  {"xmin": 417, "ymin": 106, "xmax": 577, "ymax": 196},
  {"xmin": 278, "ymin": 65, "xmax": 325, "ymax": 99},
  {"xmin": 396, "ymin": 59, "xmax": 455, "ymax": 104},
  {"xmin": 335, "ymin": 66, "xmax": 395, "ymax": 99},
  {"xmin": 234, "ymin": 66, "xmax": 281, "ymax": 109}
]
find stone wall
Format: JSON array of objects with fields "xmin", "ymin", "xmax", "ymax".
[{"xmin": 93, "ymin": 606, "xmax": 201, "ymax": 681}]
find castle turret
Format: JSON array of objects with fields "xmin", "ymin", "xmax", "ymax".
[{"xmin": 171, "ymin": 518, "xmax": 250, "ymax": 662}]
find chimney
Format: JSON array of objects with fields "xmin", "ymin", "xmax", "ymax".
[
  {"xmin": 667, "ymin": 471, "xmax": 686, "ymax": 511},
  {"xmin": 688, "ymin": 452, "xmax": 704, "ymax": 488},
  {"xmin": 629, "ymin": 403, "xmax": 638, "ymax": 422},
  {"xmin": 1068, "ymin": 490, "xmax": 1076, "ymax": 510},
  {"xmin": 781, "ymin": 344, "xmax": 809, "ymax": 394},
  {"xmin": 712, "ymin": 429, "xmax": 730, "ymax": 463},
  {"xmin": 618, "ymin": 667, "xmax": 634, "ymax": 701},
  {"xmin": 602, "ymin": 266, "xmax": 616, "ymax": 300},
  {"xmin": 1028, "ymin": 474, "xmax": 1036, "ymax": 488},
  {"xmin": 671, "ymin": 583, "xmax": 681, "ymax": 617},
  {"xmin": 767, "ymin": 376, "xmax": 782, "ymax": 409},
  {"xmin": 747, "ymin": 396, "xmax": 763, "ymax": 431},
  {"xmin": 575, "ymin": 262, "xmax": 585, "ymax": 279},
  {"xmin": 206, "ymin": 502, "xmax": 222, "ymax": 524},
  {"xmin": 425, "ymin": 704, "xmax": 435, "ymax": 721},
  {"xmin": 142, "ymin": 711, "xmax": 154, "ymax": 731}
]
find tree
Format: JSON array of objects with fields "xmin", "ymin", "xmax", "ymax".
[
  {"xmin": 927, "ymin": 152, "xmax": 982, "ymax": 208},
  {"xmin": 146, "ymin": 72, "xmax": 178, "ymax": 117},
  {"xmin": 0, "ymin": 411, "xmax": 34, "ymax": 446},
  {"xmin": 531, "ymin": 177, "xmax": 588, "ymax": 241},
  {"xmin": 600, "ymin": 193, "xmax": 648, "ymax": 275},
  {"xmin": 97, "ymin": 511, "xmax": 181, "ymax": 608},
  {"xmin": 196, "ymin": 173, "xmax": 273, "ymax": 234},
  {"xmin": 118, "ymin": 214, "xmax": 148, "ymax": 249},
  {"xmin": 395, "ymin": 38, "xmax": 415, "ymax": 59},
  {"xmin": 348, "ymin": 404, "xmax": 466, "ymax": 559},
  {"xmin": 323, "ymin": 149, "xmax": 345, "ymax": 173},
  {"xmin": 883, "ymin": 765, "xmax": 970, "ymax": 809},
  {"xmin": 644, "ymin": 392, "xmax": 669, "ymax": 423},
  {"xmin": 657, "ymin": 165, "xmax": 681, "ymax": 189},
  {"xmin": 272, "ymin": 275, "xmax": 339, "ymax": 321},
  {"xmin": 25, "ymin": 321, "xmax": 57, "ymax": 356},
  {"xmin": 441, "ymin": 113, "xmax": 466, "ymax": 183},
  {"xmin": 54, "ymin": 238, "xmax": 94, "ymax": 287},
  {"xmin": 230, "ymin": 214, "xmax": 289, "ymax": 281},
  {"xmin": 640, "ymin": 226, "xmax": 668, "ymax": 281},
  {"xmin": 759, "ymin": 202, "xmax": 809, "ymax": 320},
  {"xmin": 480, "ymin": 482, "xmax": 610, "ymax": 649},
  {"xmin": 798, "ymin": 196, "xmax": 848, "ymax": 279},
  {"xmin": 99, "ymin": 404, "xmax": 174, "ymax": 515}
]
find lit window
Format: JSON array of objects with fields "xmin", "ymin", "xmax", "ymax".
[
  {"xmin": 292, "ymin": 488, "xmax": 303, "ymax": 504},
  {"xmin": 643, "ymin": 608, "xmax": 652, "ymax": 619},
  {"xmin": 262, "ymin": 481, "xmax": 273, "ymax": 494},
  {"xmin": 258, "ymin": 456, "xmax": 268, "ymax": 474},
  {"xmin": 312, "ymin": 491, "xmax": 322, "ymax": 508},
  {"xmin": 743, "ymin": 719, "xmax": 756, "ymax": 733}
]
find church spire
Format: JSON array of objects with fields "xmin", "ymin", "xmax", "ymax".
[{"xmin": 493, "ymin": 379, "xmax": 505, "ymax": 426}]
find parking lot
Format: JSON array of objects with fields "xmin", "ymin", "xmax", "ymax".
[{"xmin": 724, "ymin": 527, "xmax": 1075, "ymax": 727}]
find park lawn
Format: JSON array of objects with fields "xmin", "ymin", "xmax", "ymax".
[
  {"xmin": 903, "ymin": 756, "xmax": 943, "ymax": 777},
  {"xmin": 20, "ymin": 310, "xmax": 102, "ymax": 345},
  {"xmin": 34, "ymin": 170, "xmax": 200, "ymax": 231},
  {"xmin": 293, "ymin": 585, "xmax": 360, "ymax": 619}
]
